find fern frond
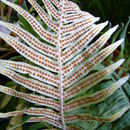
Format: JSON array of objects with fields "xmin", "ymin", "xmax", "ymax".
[
  {"xmin": 63, "ymin": 40, "xmax": 124, "ymax": 88},
  {"xmin": 62, "ymin": 25, "xmax": 118, "ymax": 75},
  {"xmin": 61, "ymin": 17, "xmax": 99, "ymax": 37},
  {"xmin": 64, "ymin": 59, "xmax": 125, "ymax": 100},
  {"xmin": 64, "ymin": 76, "xmax": 129, "ymax": 111},
  {"xmin": 51, "ymin": 0, "xmax": 61, "ymax": 10},
  {"xmin": 65, "ymin": 105, "xmax": 129, "ymax": 123},
  {"xmin": 1, "ymin": 0, "xmax": 58, "ymax": 45},
  {"xmin": 0, "ymin": 31, "xmax": 59, "ymax": 72},
  {"xmin": 28, "ymin": 0, "xmax": 59, "ymax": 31},
  {"xmin": 0, "ymin": 21, "xmax": 58, "ymax": 59},
  {"xmin": 0, "ymin": 60, "xmax": 59, "ymax": 87},
  {"xmin": 61, "ymin": 22, "xmax": 109, "ymax": 62},
  {"xmin": 0, "ymin": 107, "xmax": 60, "ymax": 119},
  {"xmin": 0, "ymin": 0, "xmax": 129, "ymax": 129},
  {"xmin": 28, "ymin": 116, "xmax": 62, "ymax": 128},
  {"xmin": 0, "ymin": 65, "xmax": 59, "ymax": 99},
  {"xmin": 0, "ymin": 85, "xmax": 60, "ymax": 110}
]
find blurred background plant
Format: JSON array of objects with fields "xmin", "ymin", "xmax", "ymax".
[
  {"xmin": 0, "ymin": 0, "xmax": 24, "ymax": 59},
  {"xmin": 0, "ymin": 0, "xmax": 130, "ymax": 130}
]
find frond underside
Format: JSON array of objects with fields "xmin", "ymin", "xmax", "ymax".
[{"xmin": 0, "ymin": 0, "xmax": 129, "ymax": 129}]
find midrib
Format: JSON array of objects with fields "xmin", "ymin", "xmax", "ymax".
[{"xmin": 57, "ymin": 0, "xmax": 66, "ymax": 129}]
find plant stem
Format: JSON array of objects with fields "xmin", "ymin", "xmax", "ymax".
[
  {"xmin": 0, "ymin": 1, "xmax": 3, "ymax": 20},
  {"xmin": 57, "ymin": 0, "xmax": 66, "ymax": 129},
  {"xmin": 0, "ymin": 49, "xmax": 16, "ymax": 59},
  {"xmin": 6, "ymin": 0, "xmax": 12, "ymax": 22}
]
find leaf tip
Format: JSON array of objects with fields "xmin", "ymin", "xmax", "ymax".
[
  {"xmin": 96, "ymin": 17, "xmax": 100, "ymax": 21},
  {"xmin": 122, "ymin": 75, "xmax": 129, "ymax": 82},
  {"xmin": 104, "ymin": 21, "xmax": 109, "ymax": 26},
  {"xmin": 113, "ymin": 39, "xmax": 124, "ymax": 47},
  {"xmin": 113, "ymin": 25, "xmax": 119, "ymax": 31},
  {"xmin": 117, "ymin": 59, "xmax": 125, "ymax": 65}
]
